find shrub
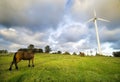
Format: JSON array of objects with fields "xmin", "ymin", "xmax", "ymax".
[
  {"xmin": 72, "ymin": 52, "xmax": 77, "ymax": 55},
  {"xmin": 63, "ymin": 51, "xmax": 70, "ymax": 55},
  {"xmin": 113, "ymin": 51, "xmax": 120, "ymax": 57},
  {"xmin": 57, "ymin": 51, "xmax": 62, "ymax": 54},
  {"xmin": 0, "ymin": 50, "xmax": 8, "ymax": 54},
  {"xmin": 96, "ymin": 53, "xmax": 104, "ymax": 56}
]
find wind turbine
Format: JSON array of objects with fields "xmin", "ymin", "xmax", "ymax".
[{"xmin": 87, "ymin": 9, "xmax": 110, "ymax": 55}]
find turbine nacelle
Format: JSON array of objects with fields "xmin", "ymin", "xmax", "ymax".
[{"xmin": 87, "ymin": 9, "xmax": 110, "ymax": 23}]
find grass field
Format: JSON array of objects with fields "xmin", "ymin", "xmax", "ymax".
[{"xmin": 0, "ymin": 53, "xmax": 120, "ymax": 82}]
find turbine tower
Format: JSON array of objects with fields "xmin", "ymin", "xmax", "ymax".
[{"xmin": 87, "ymin": 9, "xmax": 110, "ymax": 55}]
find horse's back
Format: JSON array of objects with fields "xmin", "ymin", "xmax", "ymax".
[
  {"xmin": 16, "ymin": 51, "xmax": 34, "ymax": 60},
  {"xmin": 23, "ymin": 51, "xmax": 34, "ymax": 60}
]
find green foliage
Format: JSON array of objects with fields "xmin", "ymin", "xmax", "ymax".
[
  {"xmin": 18, "ymin": 45, "xmax": 43, "ymax": 53},
  {"xmin": 0, "ymin": 54, "xmax": 120, "ymax": 82},
  {"xmin": 113, "ymin": 51, "xmax": 120, "ymax": 57},
  {"xmin": 0, "ymin": 50, "xmax": 8, "ymax": 53},
  {"xmin": 57, "ymin": 51, "xmax": 62, "ymax": 54},
  {"xmin": 18, "ymin": 48, "xmax": 28, "ymax": 51},
  {"xmin": 72, "ymin": 52, "xmax": 77, "ymax": 55},
  {"xmin": 96, "ymin": 53, "xmax": 105, "ymax": 56},
  {"xmin": 33, "ymin": 48, "xmax": 43, "ymax": 53},
  {"xmin": 45, "ymin": 45, "xmax": 51, "ymax": 53},
  {"xmin": 51, "ymin": 51, "xmax": 62, "ymax": 54},
  {"xmin": 63, "ymin": 51, "xmax": 70, "ymax": 55}
]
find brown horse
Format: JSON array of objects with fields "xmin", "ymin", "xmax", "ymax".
[{"xmin": 9, "ymin": 50, "xmax": 35, "ymax": 71}]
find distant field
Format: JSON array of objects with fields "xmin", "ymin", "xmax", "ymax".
[{"xmin": 0, "ymin": 53, "xmax": 120, "ymax": 82}]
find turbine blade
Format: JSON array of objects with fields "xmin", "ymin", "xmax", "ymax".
[
  {"xmin": 94, "ymin": 8, "xmax": 96, "ymax": 17},
  {"xmin": 98, "ymin": 18, "xmax": 110, "ymax": 22},
  {"xmin": 86, "ymin": 18, "xmax": 94, "ymax": 23}
]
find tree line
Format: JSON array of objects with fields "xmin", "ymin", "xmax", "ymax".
[
  {"xmin": 113, "ymin": 51, "xmax": 120, "ymax": 57},
  {"xmin": 0, "ymin": 44, "xmax": 51, "ymax": 54},
  {"xmin": 0, "ymin": 44, "xmax": 120, "ymax": 57},
  {"xmin": 18, "ymin": 44, "xmax": 51, "ymax": 53},
  {"xmin": 0, "ymin": 50, "xmax": 8, "ymax": 53}
]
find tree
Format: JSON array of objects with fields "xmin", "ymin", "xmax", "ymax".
[
  {"xmin": 18, "ymin": 48, "xmax": 28, "ymax": 51},
  {"xmin": 73, "ymin": 52, "xmax": 77, "ymax": 55},
  {"xmin": 57, "ymin": 51, "xmax": 62, "ymax": 54},
  {"xmin": 0, "ymin": 50, "xmax": 8, "ymax": 54},
  {"xmin": 113, "ymin": 51, "xmax": 120, "ymax": 57},
  {"xmin": 28, "ymin": 44, "xmax": 34, "ymax": 49},
  {"xmin": 38, "ymin": 48, "xmax": 43, "ymax": 53},
  {"xmin": 63, "ymin": 51, "xmax": 70, "ymax": 55},
  {"xmin": 45, "ymin": 45, "xmax": 51, "ymax": 53}
]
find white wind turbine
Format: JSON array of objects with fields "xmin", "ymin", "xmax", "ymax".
[{"xmin": 87, "ymin": 9, "xmax": 110, "ymax": 55}]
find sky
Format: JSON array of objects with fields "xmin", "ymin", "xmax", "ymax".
[{"xmin": 0, "ymin": 0, "xmax": 120, "ymax": 56}]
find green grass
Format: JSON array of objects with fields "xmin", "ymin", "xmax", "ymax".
[{"xmin": 0, "ymin": 53, "xmax": 120, "ymax": 82}]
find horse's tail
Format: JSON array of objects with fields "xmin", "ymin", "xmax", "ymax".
[{"xmin": 13, "ymin": 52, "xmax": 17, "ymax": 62}]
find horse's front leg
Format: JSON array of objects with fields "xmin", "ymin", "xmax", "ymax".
[{"xmin": 28, "ymin": 60, "xmax": 30, "ymax": 67}]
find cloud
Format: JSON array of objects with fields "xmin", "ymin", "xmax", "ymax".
[
  {"xmin": 101, "ymin": 27, "xmax": 120, "ymax": 42},
  {"xmin": 0, "ymin": 0, "xmax": 120, "ymax": 55},
  {"xmin": 48, "ymin": 14, "xmax": 97, "ymax": 53},
  {"xmin": 70, "ymin": 0, "xmax": 120, "ymax": 23},
  {"xmin": 99, "ymin": 26, "xmax": 120, "ymax": 49},
  {"xmin": 0, "ymin": 0, "xmax": 65, "ymax": 31},
  {"xmin": 0, "ymin": 27, "xmax": 47, "ymax": 51}
]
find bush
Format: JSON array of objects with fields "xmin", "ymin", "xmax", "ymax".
[
  {"xmin": 72, "ymin": 52, "xmax": 77, "ymax": 55},
  {"xmin": 57, "ymin": 51, "xmax": 62, "ymax": 54},
  {"xmin": 0, "ymin": 50, "xmax": 8, "ymax": 54},
  {"xmin": 113, "ymin": 51, "xmax": 120, "ymax": 57},
  {"xmin": 96, "ymin": 53, "xmax": 104, "ymax": 56},
  {"xmin": 63, "ymin": 51, "xmax": 70, "ymax": 55}
]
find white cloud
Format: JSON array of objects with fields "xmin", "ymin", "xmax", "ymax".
[
  {"xmin": 48, "ymin": 14, "xmax": 96, "ymax": 53},
  {"xmin": 101, "ymin": 42, "xmax": 114, "ymax": 56},
  {"xmin": 0, "ymin": 27, "xmax": 47, "ymax": 51},
  {"xmin": 0, "ymin": 28, "xmax": 17, "ymax": 40}
]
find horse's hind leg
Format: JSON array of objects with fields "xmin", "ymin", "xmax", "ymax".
[
  {"xmin": 9, "ymin": 61, "xmax": 14, "ymax": 71},
  {"xmin": 9, "ymin": 52, "xmax": 17, "ymax": 71},
  {"xmin": 28, "ymin": 60, "xmax": 30, "ymax": 67},
  {"xmin": 15, "ymin": 59, "xmax": 21, "ymax": 70},
  {"xmin": 15, "ymin": 62, "xmax": 18, "ymax": 70}
]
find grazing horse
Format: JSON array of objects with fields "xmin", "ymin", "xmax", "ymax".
[{"xmin": 9, "ymin": 49, "xmax": 35, "ymax": 71}]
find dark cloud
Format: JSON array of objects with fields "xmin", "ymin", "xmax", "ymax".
[
  {"xmin": 0, "ymin": 0, "xmax": 65, "ymax": 31},
  {"xmin": 111, "ymin": 40, "xmax": 120, "ymax": 49}
]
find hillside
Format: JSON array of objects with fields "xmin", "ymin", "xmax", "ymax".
[{"xmin": 0, "ymin": 53, "xmax": 120, "ymax": 82}]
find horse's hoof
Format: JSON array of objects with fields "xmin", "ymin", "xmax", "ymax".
[
  {"xmin": 32, "ymin": 65, "xmax": 34, "ymax": 67},
  {"xmin": 16, "ymin": 67, "xmax": 18, "ymax": 70},
  {"xmin": 9, "ymin": 68, "xmax": 12, "ymax": 71},
  {"xmin": 28, "ymin": 65, "xmax": 30, "ymax": 67}
]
